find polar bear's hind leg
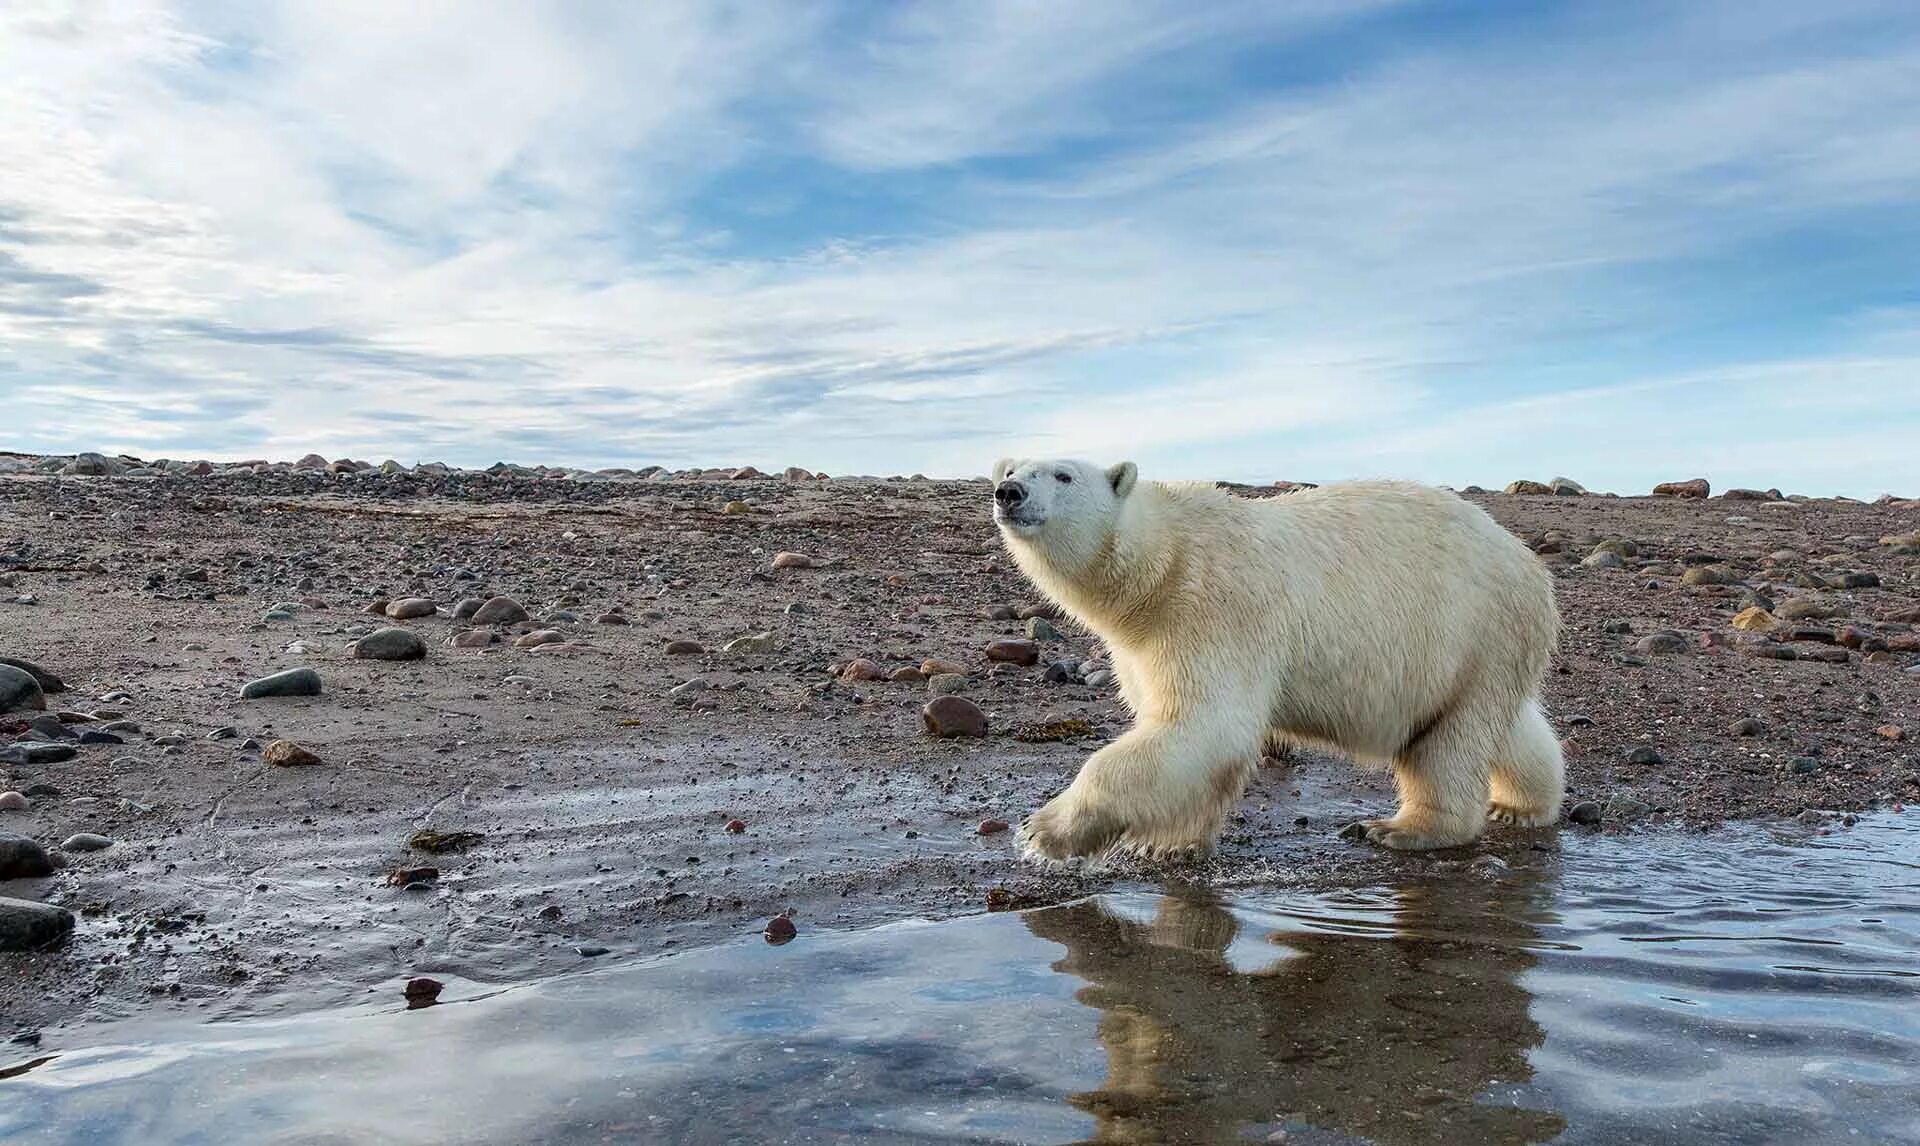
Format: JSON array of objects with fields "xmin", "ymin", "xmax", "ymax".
[{"xmin": 1487, "ymin": 699, "xmax": 1564, "ymax": 827}]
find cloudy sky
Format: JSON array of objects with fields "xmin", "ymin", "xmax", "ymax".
[{"xmin": 4, "ymin": 1, "xmax": 1920, "ymax": 493}]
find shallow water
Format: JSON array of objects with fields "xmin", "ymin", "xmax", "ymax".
[{"xmin": 5, "ymin": 814, "xmax": 1917, "ymax": 1145}]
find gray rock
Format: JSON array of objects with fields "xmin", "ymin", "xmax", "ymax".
[
  {"xmin": 1567, "ymin": 800, "xmax": 1602, "ymax": 825},
  {"xmin": 60, "ymin": 833, "xmax": 114, "ymax": 852},
  {"xmin": 927, "ymin": 673, "xmax": 968, "ymax": 696},
  {"xmin": 0, "ymin": 896, "xmax": 74, "ymax": 951},
  {"xmin": 25, "ymin": 713, "xmax": 74, "ymax": 740},
  {"xmin": 1581, "ymin": 549, "xmax": 1625, "ymax": 570},
  {"xmin": 722, "ymin": 632, "xmax": 780, "ymax": 654},
  {"xmin": 1789, "ymin": 756, "xmax": 1821, "ymax": 775},
  {"xmin": 1605, "ymin": 796, "xmax": 1652, "ymax": 821},
  {"xmin": 240, "ymin": 667, "xmax": 323, "ymax": 699},
  {"xmin": 1084, "ymin": 669, "xmax": 1116, "ymax": 688},
  {"xmin": 1026, "ymin": 617, "xmax": 1064, "ymax": 641},
  {"xmin": 0, "ymin": 657, "xmax": 64, "ymax": 694},
  {"xmin": 1626, "ymin": 746, "xmax": 1665, "ymax": 765},
  {"xmin": 0, "ymin": 663, "xmax": 45, "ymax": 713},
  {"xmin": 471, "ymin": 596, "xmax": 530, "ymax": 624},
  {"xmin": 451, "ymin": 598, "xmax": 484, "ymax": 620},
  {"xmin": 0, "ymin": 743, "xmax": 76, "ymax": 765},
  {"xmin": 63, "ymin": 452, "xmax": 119, "ymax": 476},
  {"xmin": 0, "ymin": 834, "xmax": 55, "ymax": 879},
  {"xmin": 1634, "ymin": 632, "xmax": 1688, "ymax": 655},
  {"xmin": 354, "ymin": 627, "xmax": 428, "ymax": 661},
  {"xmin": 668, "ymin": 678, "xmax": 708, "ymax": 702}
]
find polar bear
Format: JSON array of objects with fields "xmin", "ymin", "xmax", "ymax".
[{"xmin": 992, "ymin": 457, "xmax": 1563, "ymax": 859}]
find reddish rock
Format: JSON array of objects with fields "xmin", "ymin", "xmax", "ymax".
[
  {"xmin": 764, "ymin": 914, "xmax": 797, "ymax": 944},
  {"xmin": 771, "ymin": 551, "xmax": 816, "ymax": 569},
  {"xmin": 985, "ymin": 639, "xmax": 1039, "ymax": 665},
  {"xmin": 471, "ymin": 596, "xmax": 530, "ymax": 624},
  {"xmin": 385, "ymin": 866, "xmax": 438, "ymax": 887},
  {"xmin": 977, "ymin": 819, "xmax": 1011, "ymax": 835},
  {"xmin": 263, "ymin": 739, "xmax": 322, "ymax": 767},
  {"xmin": 450, "ymin": 630, "xmax": 496, "ymax": 648},
  {"xmin": 839, "ymin": 658, "xmax": 885, "ymax": 681},
  {"xmin": 923, "ymin": 696, "xmax": 988, "ymax": 738},
  {"xmin": 403, "ymin": 976, "xmax": 443, "ymax": 1007},
  {"xmin": 921, "ymin": 658, "xmax": 968, "ymax": 677},
  {"xmin": 888, "ymin": 666, "xmax": 926, "ymax": 683},
  {"xmin": 385, "ymin": 597, "xmax": 437, "ymax": 620},
  {"xmin": 1876, "ymin": 725, "xmax": 1906, "ymax": 742},
  {"xmin": 513, "ymin": 629, "xmax": 565, "ymax": 649},
  {"xmin": 1652, "ymin": 478, "xmax": 1711, "ymax": 499},
  {"xmin": 725, "ymin": 819, "xmax": 746, "ymax": 834}
]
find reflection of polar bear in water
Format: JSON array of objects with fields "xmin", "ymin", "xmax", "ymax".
[{"xmin": 991, "ymin": 458, "xmax": 1563, "ymax": 860}]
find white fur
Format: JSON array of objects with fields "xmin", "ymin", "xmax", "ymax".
[{"xmin": 992, "ymin": 458, "xmax": 1564, "ymax": 860}]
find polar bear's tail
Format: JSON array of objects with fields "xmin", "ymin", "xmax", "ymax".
[{"xmin": 1487, "ymin": 698, "xmax": 1565, "ymax": 827}]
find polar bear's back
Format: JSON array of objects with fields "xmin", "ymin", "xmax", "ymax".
[{"xmin": 1138, "ymin": 479, "xmax": 1556, "ymax": 757}]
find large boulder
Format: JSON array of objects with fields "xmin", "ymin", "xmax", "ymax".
[
  {"xmin": 1652, "ymin": 478, "xmax": 1711, "ymax": 499},
  {"xmin": 0, "ymin": 663, "xmax": 45, "ymax": 713},
  {"xmin": 0, "ymin": 896, "xmax": 74, "ymax": 951}
]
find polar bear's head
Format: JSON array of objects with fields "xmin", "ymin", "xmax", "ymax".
[{"xmin": 990, "ymin": 457, "xmax": 1139, "ymax": 543}]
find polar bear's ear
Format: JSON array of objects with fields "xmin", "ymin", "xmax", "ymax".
[
  {"xmin": 1106, "ymin": 461, "xmax": 1138, "ymax": 498},
  {"xmin": 992, "ymin": 457, "xmax": 1017, "ymax": 483}
]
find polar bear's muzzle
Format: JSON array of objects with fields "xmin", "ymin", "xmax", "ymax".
[{"xmin": 993, "ymin": 479, "xmax": 1045, "ymax": 528}]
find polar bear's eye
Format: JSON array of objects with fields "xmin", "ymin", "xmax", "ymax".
[{"xmin": 1055, "ymin": 472, "xmax": 1072, "ymax": 484}]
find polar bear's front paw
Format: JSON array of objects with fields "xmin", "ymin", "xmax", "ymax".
[
  {"xmin": 1347, "ymin": 816, "xmax": 1479, "ymax": 852},
  {"xmin": 1019, "ymin": 792, "xmax": 1125, "ymax": 862}
]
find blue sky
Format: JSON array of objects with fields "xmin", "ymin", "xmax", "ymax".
[{"xmin": 3, "ymin": 0, "xmax": 1919, "ymax": 494}]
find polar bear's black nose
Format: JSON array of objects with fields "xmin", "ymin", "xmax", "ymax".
[{"xmin": 994, "ymin": 480, "xmax": 1028, "ymax": 508}]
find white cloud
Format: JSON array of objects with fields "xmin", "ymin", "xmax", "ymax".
[{"xmin": 2, "ymin": 0, "xmax": 1918, "ymax": 494}]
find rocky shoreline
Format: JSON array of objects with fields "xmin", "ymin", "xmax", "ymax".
[{"xmin": 2, "ymin": 455, "xmax": 1916, "ymax": 1038}]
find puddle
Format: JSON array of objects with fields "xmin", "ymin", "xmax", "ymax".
[{"xmin": 4, "ymin": 814, "xmax": 1916, "ymax": 1145}]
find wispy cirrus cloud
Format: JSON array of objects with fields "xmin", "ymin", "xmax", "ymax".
[{"xmin": 2, "ymin": 0, "xmax": 1919, "ymax": 493}]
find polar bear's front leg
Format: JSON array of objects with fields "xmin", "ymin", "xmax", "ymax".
[{"xmin": 1020, "ymin": 708, "xmax": 1265, "ymax": 862}]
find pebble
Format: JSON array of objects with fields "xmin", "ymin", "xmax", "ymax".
[
  {"xmin": 1788, "ymin": 756, "xmax": 1821, "ymax": 775},
  {"xmin": 771, "ymin": 552, "xmax": 817, "ymax": 570},
  {"xmin": 668, "ymin": 678, "xmax": 709, "ymax": 701},
  {"xmin": 722, "ymin": 501, "xmax": 751, "ymax": 515},
  {"xmin": 595, "ymin": 612, "xmax": 630, "ymax": 625},
  {"xmin": 922, "ymin": 696, "xmax": 988, "ymax": 738},
  {"xmin": 354, "ymin": 627, "xmax": 429, "ymax": 661},
  {"xmin": 0, "ymin": 896, "xmax": 75, "ymax": 952},
  {"xmin": 1626, "ymin": 746, "xmax": 1665, "ymax": 765},
  {"xmin": 985, "ymin": 639, "xmax": 1039, "ymax": 666},
  {"xmin": 984, "ymin": 605, "xmax": 1018, "ymax": 621},
  {"xmin": 575, "ymin": 945, "xmax": 611, "ymax": 957},
  {"xmin": 763, "ymin": 915, "xmax": 798, "ymax": 944},
  {"xmin": 240, "ymin": 667, "xmax": 322, "ymax": 699},
  {"xmin": 1876, "ymin": 725, "xmax": 1906, "ymax": 742},
  {"xmin": 60, "ymin": 833, "xmax": 114, "ymax": 852},
  {"xmin": 384, "ymin": 598, "xmax": 438, "ymax": 620},
  {"xmin": 264, "ymin": 740, "xmax": 323, "ymax": 767},
  {"xmin": 0, "ymin": 664, "xmax": 46, "ymax": 713},
  {"xmin": 1600, "ymin": 619, "xmax": 1633, "ymax": 634},
  {"xmin": 978, "ymin": 819, "xmax": 1010, "ymax": 835},
  {"xmin": 1729, "ymin": 717, "xmax": 1767, "ymax": 737},
  {"xmin": 513, "ymin": 630, "xmax": 565, "ymax": 649},
  {"xmin": 404, "ymin": 977, "xmax": 443, "ymax": 1006},
  {"xmin": 0, "ymin": 835, "xmax": 55, "ymax": 878},
  {"xmin": 725, "ymin": 819, "xmax": 747, "ymax": 833},
  {"xmin": 663, "ymin": 640, "xmax": 705, "ymax": 655},
  {"xmin": 1566, "ymin": 800, "xmax": 1602, "ymax": 825},
  {"xmin": 0, "ymin": 792, "xmax": 27, "ymax": 811}
]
